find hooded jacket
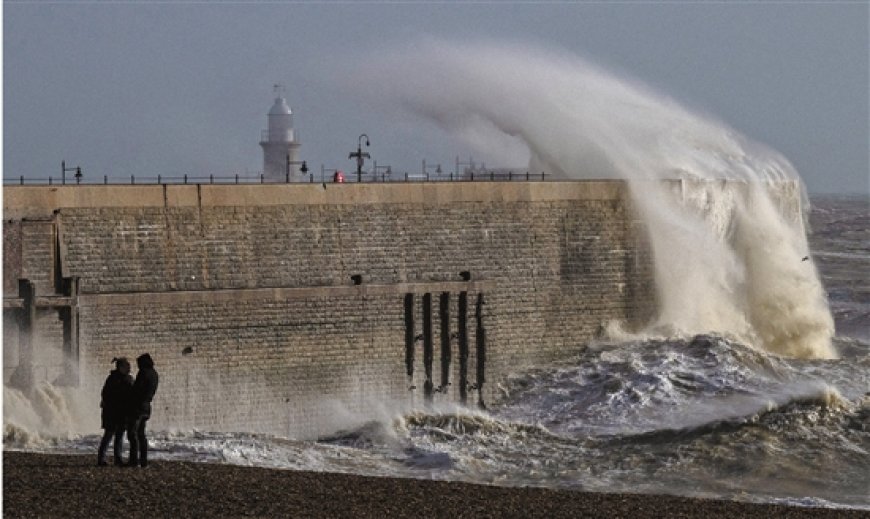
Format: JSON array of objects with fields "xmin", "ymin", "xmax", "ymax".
[
  {"xmin": 131, "ymin": 353, "xmax": 159, "ymax": 419},
  {"xmin": 101, "ymin": 369, "xmax": 133, "ymax": 428}
]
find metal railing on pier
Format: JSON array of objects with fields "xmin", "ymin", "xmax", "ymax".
[{"xmin": 3, "ymin": 170, "xmax": 552, "ymax": 186}]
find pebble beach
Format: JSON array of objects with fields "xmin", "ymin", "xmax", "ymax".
[{"xmin": 3, "ymin": 452, "xmax": 863, "ymax": 518}]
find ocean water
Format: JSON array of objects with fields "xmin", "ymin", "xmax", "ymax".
[{"xmin": 6, "ymin": 195, "xmax": 867, "ymax": 510}]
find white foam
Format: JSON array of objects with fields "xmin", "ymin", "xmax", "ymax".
[{"xmin": 358, "ymin": 39, "xmax": 835, "ymax": 359}]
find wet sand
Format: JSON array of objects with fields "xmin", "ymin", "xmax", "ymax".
[{"xmin": 2, "ymin": 452, "xmax": 862, "ymax": 518}]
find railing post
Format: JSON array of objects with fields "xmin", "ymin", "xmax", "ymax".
[
  {"xmin": 49, "ymin": 177, "xmax": 53, "ymax": 185},
  {"xmin": 131, "ymin": 175, "xmax": 135, "ymax": 184},
  {"xmin": 19, "ymin": 175, "xmax": 23, "ymax": 185},
  {"xmin": 526, "ymin": 171, "xmax": 529, "ymax": 181},
  {"xmin": 157, "ymin": 174, "xmax": 161, "ymax": 184},
  {"xmin": 260, "ymin": 174, "xmax": 264, "ymax": 184},
  {"xmin": 210, "ymin": 174, "xmax": 214, "ymax": 184},
  {"xmin": 184, "ymin": 174, "xmax": 188, "ymax": 184},
  {"xmin": 104, "ymin": 175, "xmax": 108, "ymax": 185},
  {"xmin": 235, "ymin": 174, "xmax": 239, "ymax": 184},
  {"xmin": 541, "ymin": 171, "xmax": 545, "ymax": 181}
]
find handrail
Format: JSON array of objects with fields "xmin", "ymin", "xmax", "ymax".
[{"xmin": 3, "ymin": 170, "xmax": 553, "ymax": 185}]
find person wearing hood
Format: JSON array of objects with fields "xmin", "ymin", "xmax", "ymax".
[
  {"xmin": 127, "ymin": 353, "xmax": 159, "ymax": 467},
  {"xmin": 97, "ymin": 357, "xmax": 133, "ymax": 466}
]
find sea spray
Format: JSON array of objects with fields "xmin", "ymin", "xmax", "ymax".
[
  {"xmin": 357, "ymin": 40, "xmax": 835, "ymax": 358},
  {"xmin": 3, "ymin": 383, "xmax": 97, "ymax": 447}
]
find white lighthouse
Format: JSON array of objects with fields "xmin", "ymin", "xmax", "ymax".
[{"xmin": 259, "ymin": 85, "xmax": 301, "ymax": 182}]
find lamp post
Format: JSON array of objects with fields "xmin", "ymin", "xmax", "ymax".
[
  {"xmin": 349, "ymin": 134, "xmax": 370, "ymax": 183},
  {"xmin": 61, "ymin": 161, "xmax": 82, "ymax": 185}
]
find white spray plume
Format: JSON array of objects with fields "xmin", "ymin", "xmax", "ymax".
[{"xmin": 358, "ymin": 39, "xmax": 834, "ymax": 359}]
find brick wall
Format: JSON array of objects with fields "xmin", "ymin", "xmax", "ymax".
[{"xmin": 3, "ymin": 184, "xmax": 655, "ymax": 437}]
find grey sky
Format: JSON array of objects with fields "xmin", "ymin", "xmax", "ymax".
[{"xmin": 4, "ymin": 2, "xmax": 868, "ymax": 194}]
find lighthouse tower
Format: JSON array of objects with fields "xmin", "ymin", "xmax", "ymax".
[{"xmin": 259, "ymin": 85, "xmax": 301, "ymax": 182}]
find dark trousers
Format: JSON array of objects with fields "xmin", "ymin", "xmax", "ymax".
[
  {"xmin": 97, "ymin": 425, "xmax": 125, "ymax": 465},
  {"xmin": 127, "ymin": 415, "xmax": 149, "ymax": 466}
]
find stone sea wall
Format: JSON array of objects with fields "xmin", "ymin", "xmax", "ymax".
[{"xmin": 3, "ymin": 183, "xmax": 654, "ymax": 436}]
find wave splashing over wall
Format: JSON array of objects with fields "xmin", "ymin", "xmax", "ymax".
[{"xmin": 359, "ymin": 40, "xmax": 834, "ymax": 359}]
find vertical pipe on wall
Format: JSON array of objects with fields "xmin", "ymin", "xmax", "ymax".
[
  {"xmin": 422, "ymin": 293, "xmax": 433, "ymax": 402},
  {"xmin": 458, "ymin": 291, "xmax": 469, "ymax": 405},
  {"xmin": 439, "ymin": 292, "xmax": 451, "ymax": 393},
  {"xmin": 475, "ymin": 293, "xmax": 487, "ymax": 409},
  {"xmin": 404, "ymin": 293, "xmax": 415, "ymax": 389}
]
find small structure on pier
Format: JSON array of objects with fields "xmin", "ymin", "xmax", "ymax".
[{"xmin": 259, "ymin": 85, "xmax": 302, "ymax": 182}]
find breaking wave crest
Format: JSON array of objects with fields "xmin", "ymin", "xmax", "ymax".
[{"xmin": 358, "ymin": 40, "xmax": 835, "ymax": 359}]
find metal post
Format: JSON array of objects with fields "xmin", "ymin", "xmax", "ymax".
[
  {"xmin": 62, "ymin": 160, "xmax": 66, "ymax": 185},
  {"xmin": 158, "ymin": 174, "xmax": 161, "ymax": 184},
  {"xmin": 104, "ymin": 175, "xmax": 108, "ymax": 185}
]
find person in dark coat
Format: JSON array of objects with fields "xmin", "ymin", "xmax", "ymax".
[
  {"xmin": 127, "ymin": 353, "xmax": 159, "ymax": 467},
  {"xmin": 97, "ymin": 357, "xmax": 133, "ymax": 466}
]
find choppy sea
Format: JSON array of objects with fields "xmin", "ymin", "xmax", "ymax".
[{"xmin": 5, "ymin": 194, "xmax": 868, "ymax": 509}]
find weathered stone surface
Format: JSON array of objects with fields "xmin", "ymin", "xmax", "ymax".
[{"xmin": 3, "ymin": 183, "xmax": 655, "ymax": 436}]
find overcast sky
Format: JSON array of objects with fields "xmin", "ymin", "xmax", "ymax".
[{"xmin": 4, "ymin": 2, "xmax": 868, "ymax": 194}]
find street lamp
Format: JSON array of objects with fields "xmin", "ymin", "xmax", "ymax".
[
  {"xmin": 61, "ymin": 161, "xmax": 82, "ymax": 185},
  {"xmin": 349, "ymin": 134, "xmax": 370, "ymax": 183}
]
